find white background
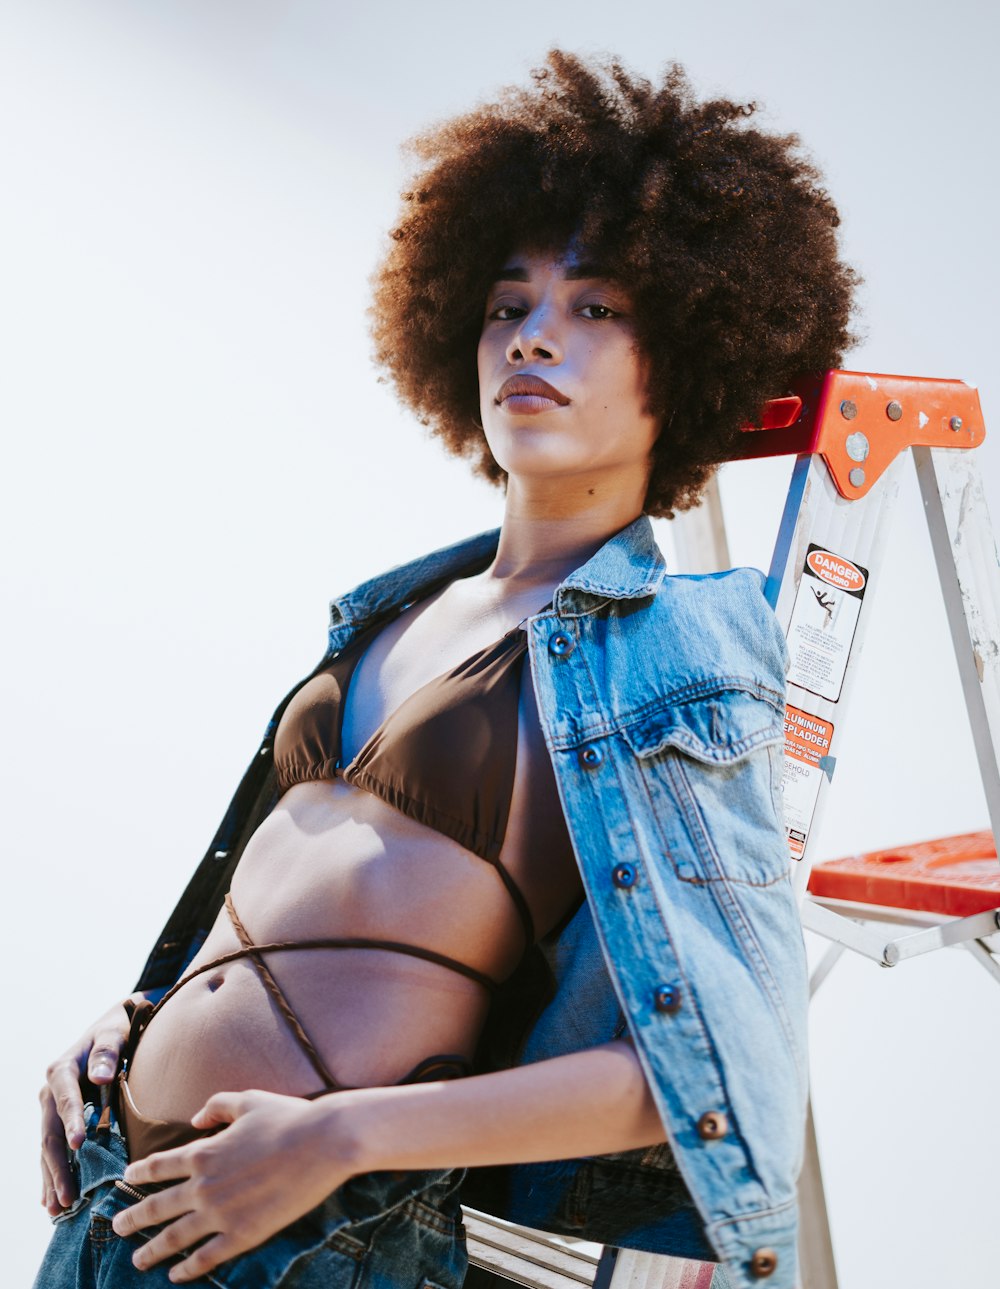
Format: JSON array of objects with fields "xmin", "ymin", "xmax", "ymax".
[{"xmin": 3, "ymin": 3, "xmax": 998, "ymax": 1286}]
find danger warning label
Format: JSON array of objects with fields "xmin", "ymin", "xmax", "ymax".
[
  {"xmin": 786, "ymin": 543, "xmax": 868, "ymax": 703},
  {"xmin": 781, "ymin": 703, "xmax": 835, "ymax": 860}
]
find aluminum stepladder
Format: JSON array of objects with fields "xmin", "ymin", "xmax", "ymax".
[
  {"xmin": 750, "ymin": 370, "xmax": 997, "ymax": 1289},
  {"xmin": 462, "ymin": 369, "xmax": 998, "ymax": 1289}
]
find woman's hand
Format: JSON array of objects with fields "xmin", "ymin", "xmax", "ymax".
[
  {"xmin": 109, "ymin": 1040, "xmax": 667, "ymax": 1281},
  {"xmin": 110, "ymin": 1089, "xmax": 357, "ymax": 1283},
  {"xmin": 40, "ymin": 1000, "xmax": 133, "ymax": 1214}
]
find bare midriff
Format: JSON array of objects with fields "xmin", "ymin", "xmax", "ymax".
[{"xmin": 127, "ymin": 657, "xmax": 583, "ymax": 1123}]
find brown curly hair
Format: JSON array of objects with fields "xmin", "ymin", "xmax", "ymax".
[{"xmin": 370, "ymin": 51, "xmax": 858, "ymax": 516}]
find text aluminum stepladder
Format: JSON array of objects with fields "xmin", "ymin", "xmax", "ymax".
[{"xmin": 462, "ymin": 370, "xmax": 998, "ymax": 1289}]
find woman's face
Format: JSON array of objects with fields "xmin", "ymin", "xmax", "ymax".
[{"xmin": 477, "ymin": 247, "xmax": 660, "ymax": 490}]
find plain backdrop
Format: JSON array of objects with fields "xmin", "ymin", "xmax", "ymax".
[{"xmin": 3, "ymin": 3, "xmax": 998, "ymax": 1286}]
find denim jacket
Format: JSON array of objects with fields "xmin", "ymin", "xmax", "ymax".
[{"xmin": 135, "ymin": 517, "xmax": 807, "ymax": 1289}]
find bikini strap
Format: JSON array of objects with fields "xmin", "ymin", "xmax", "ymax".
[
  {"xmin": 130, "ymin": 895, "xmax": 502, "ymax": 1082},
  {"xmin": 299, "ymin": 1052, "xmax": 473, "ymax": 1100},
  {"xmin": 490, "ymin": 857, "xmax": 536, "ymax": 955},
  {"xmin": 224, "ymin": 894, "xmax": 344, "ymax": 1089}
]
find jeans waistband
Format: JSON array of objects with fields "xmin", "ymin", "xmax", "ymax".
[{"xmin": 64, "ymin": 1103, "xmax": 465, "ymax": 1289}]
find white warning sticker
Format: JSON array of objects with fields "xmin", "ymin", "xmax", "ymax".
[
  {"xmin": 786, "ymin": 544, "xmax": 868, "ymax": 703},
  {"xmin": 782, "ymin": 704, "xmax": 835, "ymax": 860}
]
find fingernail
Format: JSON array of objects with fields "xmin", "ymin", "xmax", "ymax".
[{"xmin": 92, "ymin": 1060, "xmax": 115, "ymax": 1080}]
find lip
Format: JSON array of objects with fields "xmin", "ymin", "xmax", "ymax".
[{"xmin": 495, "ymin": 374, "xmax": 570, "ymax": 409}]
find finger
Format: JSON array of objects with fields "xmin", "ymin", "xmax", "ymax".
[
  {"xmin": 112, "ymin": 1182, "xmax": 192, "ymax": 1238},
  {"xmin": 46, "ymin": 1061, "xmax": 86, "ymax": 1150},
  {"xmin": 40, "ymin": 1154, "xmax": 62, "ymax": 1216},
  {"xmin": 164, "ymin": 1234, "xmax": 234, "ymax": 1284},
  {"xmin": 122, "ymin": 1146, "xmax": 194, "ymax": 1189},
  {"xmin": 129, "ymin": 1211, "xmax": 212, "ymax": 1273},
  {"xmin": 44, "ymin": 1062, "xmax": 85, "ymax": 1154},
  {"xmin": 40, "ymin": 1089, "xmax": 78, "ymax": 1206},
  {"xmin": 190, "ymin": 1089, "xmax": 244, "ymax": 1130},
  {"xmin": 87, "ymin": 1027, "xmax": 125, "ymax": 1084}
]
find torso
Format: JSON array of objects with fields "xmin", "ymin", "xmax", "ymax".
[{"xmin": 128, "ymin": 574, "xmax": 583, "ymax": 1121}]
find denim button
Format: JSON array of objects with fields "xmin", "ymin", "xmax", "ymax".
[
  {"xmin": 750, "ymin": 1249, "xmax": 778, "ymax": 1279},
  {"xmin": 696, "ymin": 1111, "xmax": 728, "ymax": 1140},
  {"xmin": 654, "ymin": 984, "xmax": 681, "ymax": 1014},
  {"xmin": 579, "ymin": 744, "xmax": 603, "ymax": 769},
  {"xmin": 548, "ymin": 632, "xmax": 574, "ymax": 657},
  {"xmin": 612, "ymin": 863, "xmax": 637, "ymax": 889}
]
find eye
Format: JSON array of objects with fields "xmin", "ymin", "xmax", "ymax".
[
  {"xmin": 577, "ymin": 302, "xmax": 619, "ymax": 320},
  {"xmin": 486, "ymin": 303, "xmax": 527, "ymax": 322}
]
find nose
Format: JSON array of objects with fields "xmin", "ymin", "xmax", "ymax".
[{"xmin": 505, "ymin": 303, "xmax": 564, "ymax": 366}]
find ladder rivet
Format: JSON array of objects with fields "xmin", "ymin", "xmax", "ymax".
[
  {"xmin": 886, "ymin": 400, "xmax": 903, "ymax": 421},
  {"xmin": 845, "ymin": 431, "xmax": 869, "ymax": 462},
  {"xmin": 839, "ymin": 399, "xmax": 857, "ymax": 420},
  {"xmin": 848, "ymin": 467, "xmax": 866, "ymax": 487},
  {"xmin": 950, "ymin": 416, "xmax": 963, "ymax": 431}
]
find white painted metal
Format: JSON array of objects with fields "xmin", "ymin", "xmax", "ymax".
[
  {"xmin": 882, "ymin": 908, "xmax": 1000, "ymax": 963},
  {"xmin": 764, "ymin": 451, "xmax": 907, "ymax": 902},
  {"xmin": 806, "ymin": 895, "xmax": 985, "ymax": 929},
  {"xmin": 797, "ymin": 1101, "xmax": 838, "ymax": 1289},
  {"xmin": 799, "ymin": 900, "xmax": 894, "ymax": 964},
  {"xmin": 809, "ymin": 942, "xmax": 847, "ymax": 997},
  {"xmin": 913, "ymin": 446, "xmax": 1000, "ymax": 843},
  {"xmin": 963, "ymin": 937, "xmax": 1000, "ymax": 985},
  {"xmin": 669, "ymin": 473, "xmax": 731, "ymax": 575},
  {"xmin": 801, "ymin": 898, "xmax": 1000, "ymax": 965},
  {"xmin": 771, "ymin": 443, "xmax": 999, "ymax": 1289},
  {"xmin": 465, "ymin": 1210, "xmax": 601, "ymax": 1289}
]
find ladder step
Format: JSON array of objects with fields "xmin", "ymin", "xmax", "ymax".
[
  {"xmin": 808, "ymin": 829, "xmax": 999, "ymax": 915},
  {"xmin": 463, "ymin": 1211, "xmax": 601, "ymax": 1289}
]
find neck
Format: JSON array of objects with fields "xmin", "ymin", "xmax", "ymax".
[{"xmin": 489, "ymin": 468, "xmax": 647, "ymax": 586}]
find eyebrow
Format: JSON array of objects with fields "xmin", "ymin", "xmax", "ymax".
[{"xmin": 491, "ymin": 261, "xmax": 612, "ymax": 283}]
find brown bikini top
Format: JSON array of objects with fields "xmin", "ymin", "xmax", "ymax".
[{"xmin": 274, "ymin": 612, "xmax": 556, "ymax": 962}]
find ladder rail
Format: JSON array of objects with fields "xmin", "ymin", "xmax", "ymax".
[{"xmin": 913, "ymin": 445, "xmax": 1000, "ymax": 843}]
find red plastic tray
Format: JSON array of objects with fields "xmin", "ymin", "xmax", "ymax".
[{"xmin": 807, "ymin": 829, "xmax": 1000, "ymax": 916}]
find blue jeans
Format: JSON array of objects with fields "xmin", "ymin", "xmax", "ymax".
[{"xmin": 35, "ymin": 1106, "xmax": 468, "ymax": 1289}]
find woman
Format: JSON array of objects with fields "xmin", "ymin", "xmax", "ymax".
[{"xmin": 37, "ymin": 52, "xmax": 855, "ymax": 1289}]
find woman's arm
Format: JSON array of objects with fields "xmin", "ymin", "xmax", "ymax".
[
  {"xmin": 329, "ymin": 1037, "xmax": 666, "ymax": 1170},
  {"xmin": 113, "ymin": 1038, "xmax": 665, "ymax": 1282}
]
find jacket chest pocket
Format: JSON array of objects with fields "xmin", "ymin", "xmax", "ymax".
[{"xmin": 620, "ymin": 687, "xmax": 789, "ymax": 886}]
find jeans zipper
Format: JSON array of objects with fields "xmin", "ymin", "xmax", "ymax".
[{"xmin": 113, "ymin": 1178, "xmax": 150, "ymax": 1203}]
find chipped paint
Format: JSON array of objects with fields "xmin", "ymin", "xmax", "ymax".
[
  {"xmin": 973, "ymin": 637, "xmax": 999, "ymax": 684},
  {"xmin": 865, "ymin": 375, "xmax": 878, "ymax": 391},
  {"xmin": 918, "ymin": 411, "xmax": 929, "ymax": 429}
]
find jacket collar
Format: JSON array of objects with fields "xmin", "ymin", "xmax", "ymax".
[
  {"xmin": 328, "ymin": 529, "xmax": 501, "ymax": 632},
  {"xmin": 328, "ymin": 516, "xmax": 666, "ymax": 637},
  {"xmin": 555, "ymin": 515, "xmax": 666, "ymax": 609}
]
